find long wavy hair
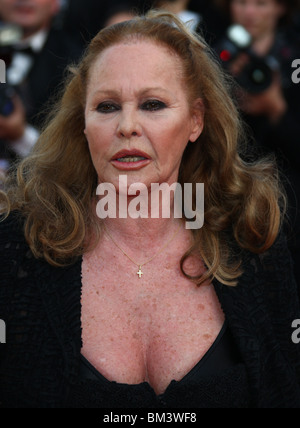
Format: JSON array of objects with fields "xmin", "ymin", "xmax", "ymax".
[{"xmin": 0, "ymin": 10, "xmax": 285, "ymax": 286}]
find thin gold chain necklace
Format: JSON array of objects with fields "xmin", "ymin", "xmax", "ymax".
[{"xmin": 103, "ymin": 223, "xmax": 181, "ymax": 279}]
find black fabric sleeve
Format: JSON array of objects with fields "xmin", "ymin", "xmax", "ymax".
[{"xmin": 259, "ymin": 232, "xmax": 300, "ymax": 385}]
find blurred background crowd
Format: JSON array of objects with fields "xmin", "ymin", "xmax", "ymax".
[{"xmin": 0, "ymin": 0, "xmax": 299, "ymax": 285}]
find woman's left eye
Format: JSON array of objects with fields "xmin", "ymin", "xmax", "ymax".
[{"xmin": 141, "ymin": 100, "xmax": 166, "ymax": 111}]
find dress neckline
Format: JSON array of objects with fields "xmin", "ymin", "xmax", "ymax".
[{"xmin": 79, "ymin": 321, "xmax": 242, "ymax": 397}]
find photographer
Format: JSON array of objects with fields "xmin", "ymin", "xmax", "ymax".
[
  {"xmin": 152, "ymin": 0, "xmax": 202, "ymax": 30},
  {"xmin": 215, "ymin": 0, "xmax": 300, "ymax": 287},
  {"xmin": 0, "ymin": 90, "xmax": 27, "ymax": 175},
  {"xmin": 60, "ymin": 0, "xmax": 145, "ymax": 48},
  {"xmin": 0, "ymin": 0, "xmax": 82, "ymax": 174}
]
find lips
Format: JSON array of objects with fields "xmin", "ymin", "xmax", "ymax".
[
  {"xmin": 112, "ymin": 149, "xmax": 151, "ymax": 162},
  {"xmin": 111, "ymin": 149, "xmax": 151, "ymax": 170}
]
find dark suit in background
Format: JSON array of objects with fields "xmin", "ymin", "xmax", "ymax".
[
  {"xmin": 60, "ymin": 0, "xmax": 152, "ymax": 49},
  {"xmin": 23, "ymin": 25, "xmax": 82, "ymax": 129}
]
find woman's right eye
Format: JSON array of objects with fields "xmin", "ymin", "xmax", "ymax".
[{"xmin": 96, "ymin": 103, "xmax": 120, "ymax": 113}]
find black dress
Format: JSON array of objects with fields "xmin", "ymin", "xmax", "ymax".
[
  {"xmin": 0, "ymin": 212, "xmax": 300, "ymax": 408},
  {"xmin": 66, "ymin": 323, "xmax": 250, "ymax": 408}
]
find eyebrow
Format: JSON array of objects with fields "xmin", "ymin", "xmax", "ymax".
[{"xmin": 92, "ymin": 87, "xmax": 171, "ymax": 98}]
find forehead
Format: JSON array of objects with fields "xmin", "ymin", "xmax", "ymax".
[{"xmin": 87, "ymin": 40, "xmax": 185, "ymax": 93}]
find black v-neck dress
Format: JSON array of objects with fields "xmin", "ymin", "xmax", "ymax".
[
  {"xmin": 66, "ymin": 322, "xmax": 249, "ymax": 408},
  {"xmin": 0, "ymin": 212, "xmax": 300, "ymax": 408}
]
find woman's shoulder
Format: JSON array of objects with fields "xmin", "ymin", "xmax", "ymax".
[
  {"xmin": 258, "ymin": 230, "xmax": 296, "ymax": 281},
  {"xmin": 239, "ymin": 229, "xmax": 299, "ymax": 318},
  {"xmin": 0, "ymin": 211, "xmax": 29, "ymax": 265},
  {"xmin": 222, "ymin": 229, "xmax": 299, "ymax": 310}
]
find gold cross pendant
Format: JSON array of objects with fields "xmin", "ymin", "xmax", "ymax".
[{"xmin": 137, "ymin": 266, "xmax": 143, "ymax": 279}]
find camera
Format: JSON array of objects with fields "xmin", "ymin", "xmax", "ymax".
[
  {"xmin": 215, "ymin": 25, "xmax": 279, "ymax": 94},
  {"xmin": 0, "ymin": 22, "xmax": 22, "ymax": 117},
  {"xmin": 0, "ymin": 82, "xmax": 16, "ymax": 171},
  {"xmin": 0, "ymin": 23, "xmax": 22, "ymax": 171},
  {"xmin": 0, "ymin": 22, "xmax": 22, "ymax": 58},
  {"xmin": 0, "ymin": 83, "xmax": 15, "ymax": 116}
]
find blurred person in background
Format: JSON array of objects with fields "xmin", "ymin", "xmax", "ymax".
[
  {"xmin": 104, "ymin": 2, "xmax": 137, "ymax": 28},
  {"xmin": 152, "ymin": 0, "xmax": 202, "ymax": 31},
  {"xmin": 152, "ymin": 0, "xmax": 229, "ymax": 40},
  {"xmin": 215, "ymin": 0, "xmax": 300, "ymax": 288},
  {"xmin": 60, "ymin": 0, "xmax": 144, "ymax": 49},
  {"xmin": 0, "ymin": 0, "xmax": 82, "ymax": 175}
]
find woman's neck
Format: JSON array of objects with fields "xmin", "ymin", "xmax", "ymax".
[
  {"xmin": 102, "ymin": 216, "xmax": 185, "ymax": 257},
  {"xmin": 95, "ymin": 183, "xmax": 188, "ymax": 250}
]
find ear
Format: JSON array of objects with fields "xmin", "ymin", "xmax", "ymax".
[{"xmin": 189, "ymin": 98, "xmax": 205, "ymax": 143}]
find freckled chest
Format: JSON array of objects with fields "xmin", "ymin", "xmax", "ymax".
[{"xmin": 81, "ymin": 240, "xmax": 225, "ymax": 394}]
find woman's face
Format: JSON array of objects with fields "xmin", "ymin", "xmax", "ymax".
[
  {"xmin": 0, "ymin": 0, "xmax": 60, "ymax": 37},
  {"xmin": 230, "ymin": 0, "xmax": 286, "ymax": 40},
  {"xmin": 84, "ymin": 40, "xmax": 204, "ymax": 193}
]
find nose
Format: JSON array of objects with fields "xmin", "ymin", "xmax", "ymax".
[{"xmin": 117, "ymin": 106, "xmax": 142, "ymax": 139}]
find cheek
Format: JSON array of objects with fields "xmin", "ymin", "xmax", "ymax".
[
  {"xmin": 85, "ymin": 125, "xmax": 111, "ymax": 171},
  {"xmin": 231, "ymin": 4, "xmax": 243, "ymax": 21},
  {"xmin": 151, "ymin": 119, "xmax": 191, "ymax": 162},
  {"xmin": 258, "ymin": 4, "xmax": 277, "ymax": 22},
  {"xmin": 85, "ymin": 118, "xmax": 112, "ymax": 151},
  {"xmin": 268, "ymin": 7, "xmax": 281, "ymax": 23}
]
